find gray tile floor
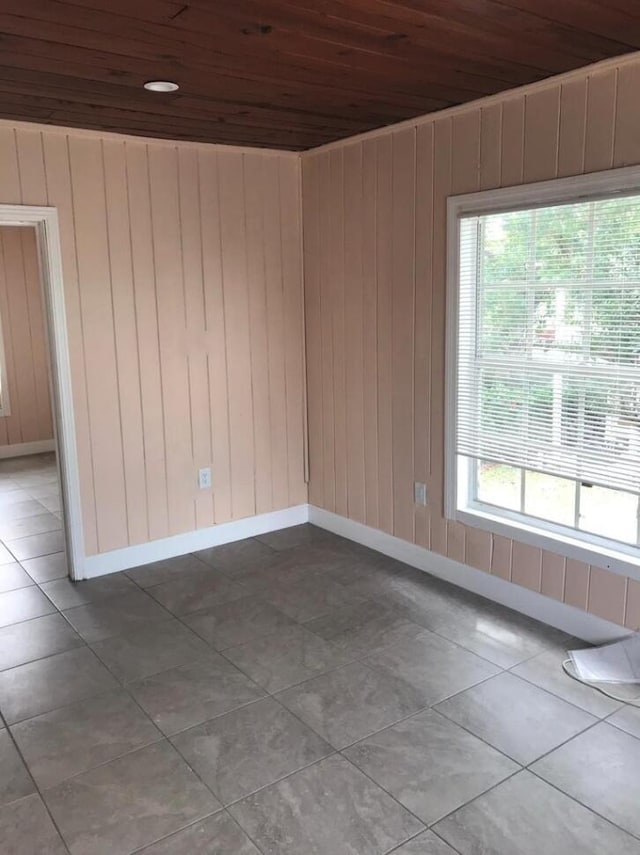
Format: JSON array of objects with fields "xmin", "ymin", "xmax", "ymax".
[{"xmin": 0, "ymin": 456, "xmax": 639, "ymax": 853}]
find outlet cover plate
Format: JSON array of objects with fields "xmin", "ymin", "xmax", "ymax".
[
  {"xmin": 414, "ymin": 481, "xmax": 427, "ymax": 506},
  {"xmin": 198, "ymin": 467, "xmax": 212, "ymax": 490}
]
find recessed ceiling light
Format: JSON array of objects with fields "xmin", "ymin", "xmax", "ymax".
[{"xmin": 144, "ymin": 80, "xmax": 179, "ymax": 93}]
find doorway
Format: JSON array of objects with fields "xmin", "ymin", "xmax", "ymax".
[
  {"xmin": 0, "ymin": 207, "xmax": 82, "ymax": 581},
  {"xmin": 0, "ymin": 225, "xmax": 65, "ymax": 587}
]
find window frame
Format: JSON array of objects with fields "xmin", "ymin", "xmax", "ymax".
[{"xmin": 445, "ymin": 165, "xmax": 640, "ymax": 580}]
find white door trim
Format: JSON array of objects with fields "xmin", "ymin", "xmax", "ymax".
[{"xmin": 0, "ymin": 206, "xmax": 84, "ymax": 580}]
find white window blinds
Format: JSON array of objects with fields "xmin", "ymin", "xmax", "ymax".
[{"xmin": 456, "ymin": 194, "xmax": 640, "ymax": 496}]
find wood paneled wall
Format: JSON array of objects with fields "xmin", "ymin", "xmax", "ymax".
[
  {"xmin": 302, "ymin": 54, "xmax": 640, "ymax": 630},
  {"xmin": 0, "ymin": 226, "xmax": 53, "ymax": 446},
  {"xmin": 0, "ymin": 122, "xmax": 306, "ymax": 555}
]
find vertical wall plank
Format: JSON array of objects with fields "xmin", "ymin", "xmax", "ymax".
[
  {"xmin": 584, "ymin": 69, "xmax": 617, "ymax": 173},
  {"xmin": 523, "ymin": 86, "xmax": 560, "ymax": 183},
  {"xmin": 0, "ymin": 235, "xmax": 13, "ymax": 445},
  {"xmin": 177, "ymin": 146, "xmax": 215, "ymax": 530},
  {"xmin": 343, "ymin": 143, "xmax": 366, "ymax": 524},
  {"xmin": 0, "ymin": 128, "xmax": 21, "ymax": 202},
  {"xmin": 564, "ymin": 559, "xmax": 590, "ymax": 610},
  {"xmin": 391, "ymin": 128, "xmax": 416, "ymax": 543},
  {"xmin": 541, "ymin": 552, "xmax": 565, "ymax": 601},
  {"xmin": 557, "ymin": 78, "xmax": 587, "ymax": 177},
  {"xmin": 279, "ymin": 156, "xmax": 307, "ymax": 507},
  {"xmin": 501, "ymin": 97, "xmax": 525, "ymax": 186},
  {"xmin": 362, "ymin": 139, "xmax": 379, "ymax": 530},
  {"xmin": 20, "ymin": 227, "xmax": 52, "ymax": 443},
  {"xmin": 243, "ymin": 153, "xmax": 273, "ymax": 515},
  {"xmin": 198, "ymin": 148, "xmax": 232, "ymax": 524},
  {"xmin": 42, "ymin": 132, "xmax": 98, "ymax": 554},
  {"xmin": 451, "ymin": 110, "xmax": 481, "ymax": 194},
  {"xmin": 261, "ymin": 156, "xmax": 289, "ymax": 511},
  {"xmin": 125, "ymin": 141, "xmax": 169, "ymax": 541},
  {"xmin": 102, "ymin": 140, "xmax": 148, "ymax": 546},
  {"xmin": 217, "ymin": 150, "xmax": 256, "ymax": 520},
  {"xmin": 15, "ymin": 129, "xmax": 46, "ymax": 205},
  {"xmin": 429, "ymin": 118, "xmax": 452, "ymax": 517},
  {"xmin": 446, "ymin": 519, "xmax": 465, "ymax": 563},
  {"xmin": 588, "ymin": 567, "xmax": 627, "ymax": 625},
  {"xmin": 318, "ymin": 152, "xmax": 336, "ymax": 513},
  {"xmin": 0, "ymin": 229, "xmax": 36, "ymax": 443},
  {"xmin": 614, "ymin": 63, "xmax": 640, "ymax": 167},
  {"xmin": 511, "ymin": 542, "xmax": 542, "ymax": 592},
  {"xmin": 329, "ymin": 148, "xmax": 348, "ymax": 518},
  {"xmin": 148, "ymin": 145, "xmax": 195, "ymax": 536},
  {"xmin": 413, "ymin": 123, "xmax": 434, "ymax": 549},
  {"xmin": 465, "ymin": 526, "xmax": 492, "ymax": 573},
  {"xmin": 302, "ymin": 156, "xmax": 324, "ymax": 508},
  {"xmin": 479, "ymin": 103, "xmax": 502, "ymax": 190},
  {"xmin": 68, "ymin": 135, "xmax": 128, "ymax": 551},
  {"xmin": 376, "ymin": 134, "xmax": 394, "ymax": 535}
]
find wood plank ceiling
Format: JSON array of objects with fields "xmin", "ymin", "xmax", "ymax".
[{"xmin": 1, "ymin": 1, "xmax": 640, "ymax": 150}]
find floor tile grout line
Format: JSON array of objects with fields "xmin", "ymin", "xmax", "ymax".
[
  {"xmin": 499, "ymin": 665, "xmax": 614, "ymax": 719},
  {"xmin": 0, "ymin": 536, "xmax": 599, "ymax": 728},
  {"xmin": 121, "ymin": 535, "xmax": 559, "ymax": 688},
  {"xmin": 428, "ymin": 766, "xmax": 524, "ymax": 833},
  {"xmin": 4, "ymin": 718, "xmax": 74, "ymax": 853},
  {"xmin": 520, "ymin": 717, "xmax": 607, "ymax": 770},
  {"xmin": 427, "ymin": 701, "xmax": 596, "ymax": 770},
  {"xmin": 422, "ymin": 827, "xmax": 466, "ymax": 855},
  {"xmin": 335, "ymin": 706, "xmax": 522, "ymax": 820},
  {"xmin": 127, "ymin": 807, "xmax": 269, "ymax": 855},
  {"xmin": 180, "ymin": 743, "xmax": 340, "ymax": 815},
  {"xmin": 0, "ymin": 632, "xmax": 89, "ymax": 678},
  {"xmin": 4, "ymin": 682, "xmax": 117, "ymax": 728},
  {"xmin": 331, "ymin": 746, "xmax": 431, "ymax": 833},
  {"xmin": 526, "ymin": 764, "xmax": 640, "ymax": 842},
  {"xmin": 505, "ymin": 656, "xmax": 626, "ymax": 717},
  {"xmin": 327, "ymin": 566, "xmax": 567, "ymax": 671},
  {"xmin": 52, "ymin": 553, "xmax": 442, "ymax": 848},
  {"xmin": 126, "ymin": 808, "xmax": 229, "ymax": 855},
  {"xmin": 11, "ymin": 713, "xmax": 166, "ymax": 792},
  {"xmin": 4, "ymin": 514, "xmax": 629, "ymax": 852},
  {"xmin": 73, "ymin": 537, "xmax": 598, "ymax": 784}
]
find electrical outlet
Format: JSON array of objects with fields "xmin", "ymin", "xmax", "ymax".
[
  {"xmin": 198, "ymin": 467, "xmax": 212, "ymax": 490},
  {"xmin": 414, "ymin": 481, "xmax": 427, "ymax": 506}
]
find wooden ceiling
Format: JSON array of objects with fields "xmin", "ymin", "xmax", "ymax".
[{"xmin": 2, "ymin": 1, "xmax": 640, "ymax": 150}]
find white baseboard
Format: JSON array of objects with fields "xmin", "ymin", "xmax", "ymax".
[
  {"xmin": 81, "ymin": 498, "xmax": 625, "ymax": 643},
  {"xmin": 82, "ymin": 504, "xmax": 310, "ymax": 579},
  {"xmin": 309, "ymin": 506, "xmax": 626, "ymax": 645},
  {"xmin": 0, "ymin": 439, "xmax": 55, "ymax": 459}
]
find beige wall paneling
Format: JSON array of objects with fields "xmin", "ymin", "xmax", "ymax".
[
  {"xmin": 391, "ymin": 128, "xmax": 417, "ymax": 543},
  {"xmin": 279, "ymin": 156, "xmax": 307, "ymax": 507},
  {"xmin": 198, "ymin": 148, "xmax": 232, "ymax": 525},
  {"xmin": 343, "ymin": 142, "xmax": 366, "ymax": 524},
  {"xmin": 302, "ymin": 54, "xmax": 640, "ymax": 628},
  {"xmin": 376, "ymin": 134, "xmax": 394, "ymax": 535},
  {"xmin": 362, "ymin": 138, "xmax": 379, "ymax": 531}
]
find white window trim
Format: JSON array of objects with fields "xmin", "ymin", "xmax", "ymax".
[
  {"xmin": 445, "ymin": 165, "xmax": 640, "ymax": 581},
  {"xmin": 0, "ymin": 306, "xmax": 10, "ymax": 417}
]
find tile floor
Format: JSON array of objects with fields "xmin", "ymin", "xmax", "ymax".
[{"xmin": 0, "ymin": 456, "xmax": 639, "ymax": 853}]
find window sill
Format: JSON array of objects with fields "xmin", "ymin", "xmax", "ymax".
[{"xmin": 455, "ymin": 505, "xmax": 640, "ymax": 582}]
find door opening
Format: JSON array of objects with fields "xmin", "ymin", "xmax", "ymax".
[{"xmin": 0, "ymin": 207, "xmax": 83, "ymax": 581}]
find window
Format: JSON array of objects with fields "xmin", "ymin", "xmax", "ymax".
[{"xmin": 446, "ymin": 170, "xmax": 640, "ymax": 570}]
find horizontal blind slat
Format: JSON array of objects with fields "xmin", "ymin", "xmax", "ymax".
[{"xmin": 456, "ymin": 195, "xmax": 640, "ymax": 497}]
